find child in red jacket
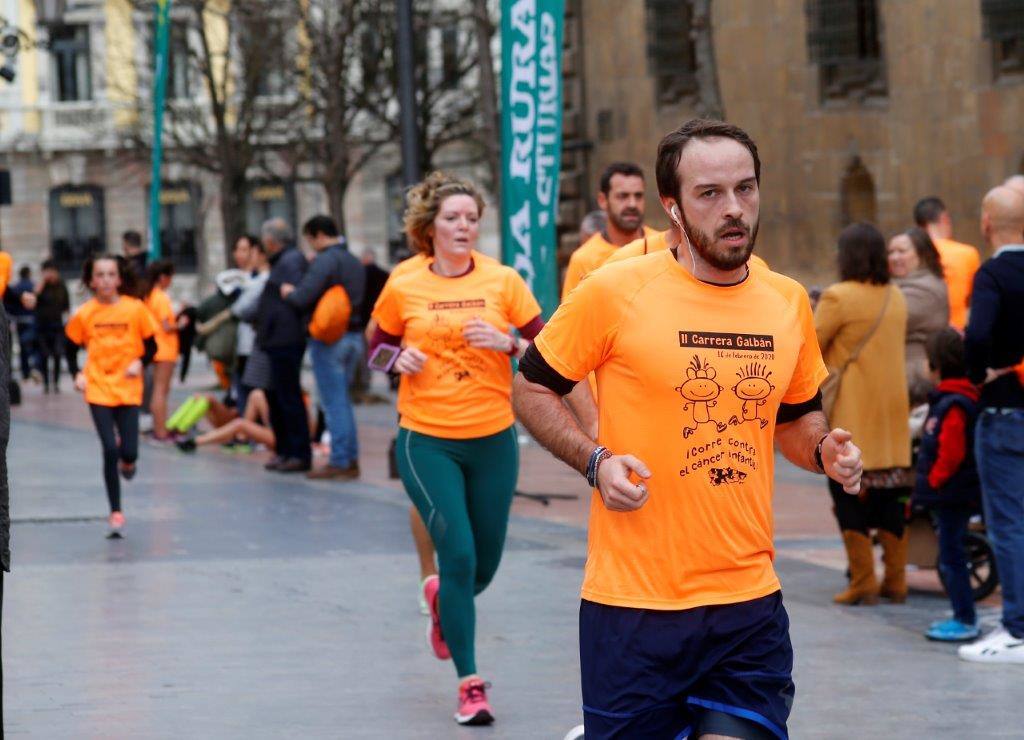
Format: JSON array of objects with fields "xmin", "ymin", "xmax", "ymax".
[{"xmin": 913, "ymin": 328, "xmax": 982, "ymax": 642}]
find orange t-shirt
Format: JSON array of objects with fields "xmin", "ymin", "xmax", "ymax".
[
  {"xmin": 534, "ymin": 250, "xmax": 828, "ymax": 610},
  {"xmin": 373, "ymin": 258, "xmax": 542, "ymax": 439},
  {"xmin": 603, "ymin": 230, "xmax": 770, "ymax": 271},
  {"xmin": 562, "ymin": 226, "xmax": 657, "ymax": 300},
  {"xmin": 934, "ymin": 238, "xmax": 980, "ymax": 331},
  {"xmin": 145, "ymin": 287, "xmax": 180, "ymax": 362},
  {"xmin": 66, "ymin": 296, "xmax": 158, "ymax": 407},
  {"xmin": 0, "ymin": 251, "xmax": 11, "ymax": 298}
]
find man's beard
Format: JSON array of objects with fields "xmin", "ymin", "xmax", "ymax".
[
  {"xmin": 609, "ymin": 207, "xmax": 643, "ymax": 235},
  {"xmin": 680, "ymin": 208, "xmax": 758, "ymax": 271}
]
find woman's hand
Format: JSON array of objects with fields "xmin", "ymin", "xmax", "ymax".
[
  {"xmin": 463, "ymin": 317, "xmax": 514, "ymax": 353},
  {"xmin": 393, "ymin": 346, "xmax": 427, "ymax": 375},
  {"xmin": 74, "ymin": 372, "xmax": 87, "ymax": 393},
  {"xmin": 125, "ymin": 359, "xmax": 143, "ymax": 379}
]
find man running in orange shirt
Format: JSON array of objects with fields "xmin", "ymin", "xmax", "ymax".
[
  {"xmin": 514, "ymin": 119, "xmax": 863, "ymax": 739},
  {"xmin": 561, "ymin": 162, "xmax": 650, "ymax": 300},
  {"xmin": 913, "ymin": 197, "xmax": 981, "ymax": 331}
]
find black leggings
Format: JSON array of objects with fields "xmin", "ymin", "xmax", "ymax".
[
  {"xmin": 829, "ymin": 479, "xmax": 908, "ymax": 537},
  {"xmin": 36, "ymin": 323, "xmax": 63, "ymax": 390},
  {"xmin": 88, "ymin": 404, "xmax": 140, "ymax": 513}
]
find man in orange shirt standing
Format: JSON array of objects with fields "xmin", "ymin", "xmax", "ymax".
[
  {"xmin": 514, "ymin": 119, "xmax": 863, "ymax": 739},
  {"xmin": 561, "ymin": 162, "xmax": 649, "ymax": 300},
  {"xmin": 913, "ymin": 197, "xmax": 981, "ymax": 331}
]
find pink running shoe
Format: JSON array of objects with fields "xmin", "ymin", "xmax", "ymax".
[
  {"xmin": 422, "ymin": 575, "xmax": 450, "ymax": 660},
  {"xmin": 455, "ymin": 679, "xmax": 494, "ymax": 726},
  {"xmin": 108, "ymin": 511, "xmax": 125, "ymax": 535}
]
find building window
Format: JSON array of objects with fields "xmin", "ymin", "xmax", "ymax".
[
  {"xmin": 806, "ymin": 0, "xmax": 887, "ymax": 103},
  {"xmin": 361, "ymin": 27, "xmax": 382, "ymax": 88},
  {"xmin": 982, "ymin": 0, "xmax": 1024, "ymax": 80},
  {"xmin": 645, "ymin": 0, "xmax": 698, "ymax": 107},
  {"xmin": 49, "ymin": 185, "xmax": 106, "ymax": 275},
  {"xmin": 441, "ymin": 23, "xmax": 460, "ymax": 89},
  {"xmin": 244, "ymin": 180, "xmax": 296, "ymax": 237},
  {"xmin": 167, "ymin": 23, "xmax": 192, "ymax": 100},
  {"xmin": 148, "ymin": 182, "xmax": 199, "ymax": 272},
  {"xmin": 50, "ymin": 25, "xmax": 92, "ymax": 102}
]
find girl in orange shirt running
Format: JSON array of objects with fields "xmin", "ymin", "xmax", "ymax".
[
  {"xmin": 369, "ymin": 172, "xmax": 544, "ymax": 726},
  {"xmin": 143, "ymin": 260, "xmax": 187, "ymax": 441},
  {"xmin": 66, "ymin": 255, "xmax": 158, "ymax": 536}
]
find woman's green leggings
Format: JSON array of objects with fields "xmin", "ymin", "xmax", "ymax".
[{"xmin": 396, "ymin": 425, "xmax": 519, "ymax": 678}]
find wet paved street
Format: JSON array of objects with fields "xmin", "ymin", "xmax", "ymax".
[{"xmin": 4, "ymin": 384, "xmax": 1022, "ymax": 738}]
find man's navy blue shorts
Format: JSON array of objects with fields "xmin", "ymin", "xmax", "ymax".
[{"xmin": 580, "ymin": 590, "xmax": 794, "ymax": 739}]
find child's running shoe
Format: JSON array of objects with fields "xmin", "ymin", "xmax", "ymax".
[
  {"xmin": 118, "ymin": 461, "xmax": 136, "ymax": 481},
  {"xmin": 107, "ymin": 511, "xmax": 125, "ymax": 538},
  {"xmin": 455, "ymin": 678, "xmax": 494, "ymax": 726},
  {"xmin": 422, "ymin": 575, "xmax": 450, "ymax": 660},
  {"xmin": 926, "ymin": 619, "xmax": 980, "ymax": 642}
]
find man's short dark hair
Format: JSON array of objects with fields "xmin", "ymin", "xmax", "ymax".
[
  {"xmin": 41, "ymin": 258, "xmax": 57, "ymax": 272},
  {"xmin": 837, "ymin": 222, "xmax": 890, "ymax": 285},
  {"xmin": 926, "ymin": 327, "xmax": 967, "ymax": 379},
  {"xmin": 599, "ymin": 162, "xmax": 645, "ymax": 195},
  {"xmin": 302, "ymin": 215, "xmax": 340, "ymax": 239},
  {"xmin": 121, "ymin": 230, "xmax": 142, "ymax": 248},
  {"xmin": 913, "ymin": 196, "xmax": 946, "ymax": 227},
  {"xmin": 18, "ymin": 265, "xmax": 30, "ymax": 280},
  {"xmin": 656, "ymin": 118, "xmax": 761, "ymax": 201}
]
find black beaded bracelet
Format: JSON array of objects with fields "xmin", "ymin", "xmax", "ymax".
[
  {"xmin": 586, "ymin": 446, "xmax": 612, "ymax": 488},
  {"xmin": 814, "ymin": 434, "xmax": 828, "ymax": 473}
]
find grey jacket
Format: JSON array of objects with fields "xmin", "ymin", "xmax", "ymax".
[
  {"xmin": 285, "ymin": 240, "xmax": 366, "ymax": 332},
  {"xmin": 896, "ymin": 269, "xmax": 949, "ymax": 406},
  {"xmin": 232, "ymin": 270, "xmax": 270, "ymax": 357}
]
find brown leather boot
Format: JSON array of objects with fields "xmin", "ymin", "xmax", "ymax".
[
  {"xmin": 834, "ymin": 531, "xmax": 880, "ymax": 605},
  {"xmin": 878, "ymin": 530, "xmax": 908, "ymax": 603}
]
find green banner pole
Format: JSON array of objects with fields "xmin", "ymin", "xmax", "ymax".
[
  {"xmin": 148, "ymin": 0, "xmax": 172, "ymax": 261},
  {"xmin": 500, "ymin": 0, "xmax": 565, "ymax": 319}
]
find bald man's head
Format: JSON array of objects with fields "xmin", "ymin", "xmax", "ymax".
[
  {"xmin": 1004, "ymin": 174, "xmax": 1024, "ymax": 198},
  {"xmin": 981, "ymin": 185, "xmax": 1024, "ymax": 248}
]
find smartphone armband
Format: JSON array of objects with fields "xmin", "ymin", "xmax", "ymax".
[{"xmin": 368, "ymin": 343, "xmax": 402, "ymax": 373}]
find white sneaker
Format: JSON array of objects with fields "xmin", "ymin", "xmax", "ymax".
[
  {"xmin": 418, "ymin": 577, "xmax": 431, "ymax": 615},
  {"xmin": 958, "ymin": 627, "xmax": 1024, "ymax": 664},
  {"xmin": 139, "ymin": 413, "xmax": 154, "ymax": 434}
]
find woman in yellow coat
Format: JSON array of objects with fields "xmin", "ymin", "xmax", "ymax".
[{"xmin": 815, "ymin": 223, "xmax": 910, "ymax": 606}]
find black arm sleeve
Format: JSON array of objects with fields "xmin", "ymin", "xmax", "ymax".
[
  {"xmin": 141, "ymin": 336, "xmax": 158, "ymax": 366},
  {"xmin": 518, "ymin": 343, "xmax": 578, "ymax": 397},
  {"xmin": 65, "ymin": 340, "xmax": 81, "ymax": 375},
  {"xmin": 775, "ymin": 390, "xmax": 823, "ymax": 424}
]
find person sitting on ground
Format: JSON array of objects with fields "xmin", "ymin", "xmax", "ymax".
[
  {"xmin": 177, "ymin": 387, "xmax": 315, "ymax": 454},
  {"xmin": 913, "ymin": 328, "xmax": 982, "ymax": 643}
]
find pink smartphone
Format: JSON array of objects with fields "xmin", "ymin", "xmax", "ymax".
[{"xmin": 368, "ymin": 343, "xmax": 402, "ymax": 373}]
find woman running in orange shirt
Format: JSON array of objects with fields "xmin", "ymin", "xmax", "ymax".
[
  {"xmin": 143, "ymin": 260, "xmax": 187, "ymax": 441},
  {"xmin": 66, "ymin": 255, "xmax": 158, "ymax": 536},
  {"xmin": 369, "ymin": 172, "xmax": 544, "ymax": 726}
]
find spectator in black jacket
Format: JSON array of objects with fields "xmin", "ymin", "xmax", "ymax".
[
  {"xmin": 282, "ymin": 215, "xmax": 365, "ymax": 480},
  {"xmin": 6, "ymin": 265, "xmax": 39, "ymax": 382},
  {"xmin": 958, "ymin": 185, "xmax": 1024, "ymax": 665},
  {"xmin": 255, "ymin": 217, "xmax": 310, "ymax": 473}
]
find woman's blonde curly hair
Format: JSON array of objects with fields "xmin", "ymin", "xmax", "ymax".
[{"xmin": 403, "ymin": 171, "xmax": 485, "ymax": 256}]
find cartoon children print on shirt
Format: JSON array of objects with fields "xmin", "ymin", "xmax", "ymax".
[
  {"xmin": 675, "ymin": 355, "xmax": 728, "ymax": 439},
  {"xmin": 729, "ymin": 362, "xmax": 775, "ymax": 430},
  {"xmin": 423, "ymin": 313, "xmax": 489, "ymax": 382}
]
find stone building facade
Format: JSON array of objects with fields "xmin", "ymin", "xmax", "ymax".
[{"xmin": 573, "ymin": 0, "xmax": 1024, "ymax": 284}]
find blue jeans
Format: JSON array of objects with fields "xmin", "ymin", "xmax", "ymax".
[
  {"xmin": 309, "ymin": 333, "xmax": 362, "ymax": 468},
  {"xmin": 975, "ymin": 410, "xmax": 1024, "ymax": 638},
  {"xmin": 935, "ymin": 507, "xmax": 976, "ymax": 625}
]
